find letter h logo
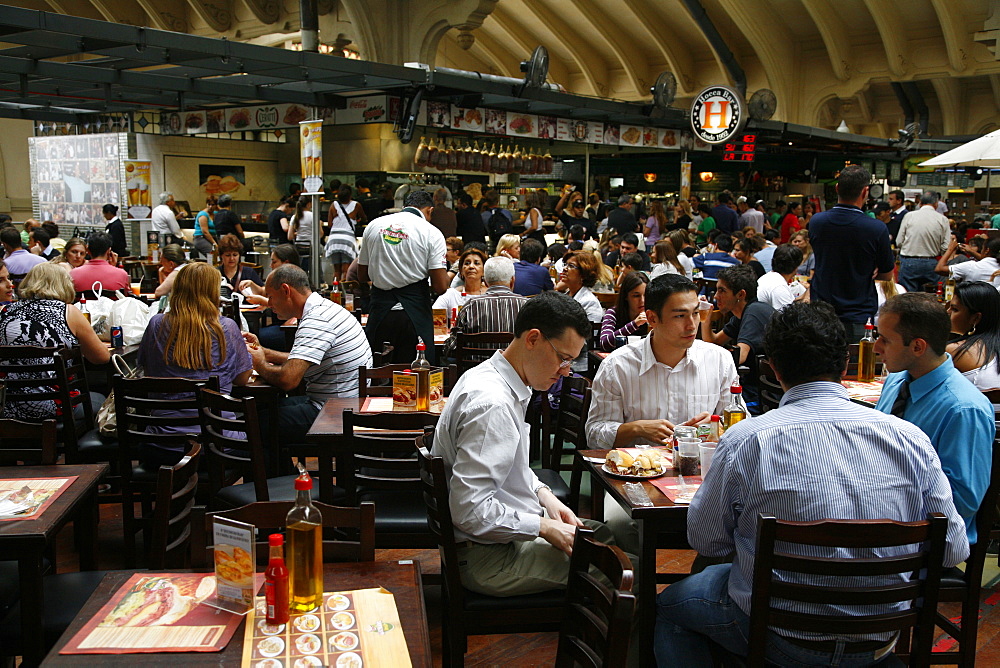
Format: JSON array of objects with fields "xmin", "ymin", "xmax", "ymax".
[{"xmin": 701, "ymin": 100, "xmax": 730, "ymax": 129}]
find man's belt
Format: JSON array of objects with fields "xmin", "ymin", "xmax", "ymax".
[
  {"xmin": 781, "ymin": 635, "xmax": 896, "ymax": 659},
  {"xmin": 899, "ymin": 255, "xmax": 936, "ymax": 259}
]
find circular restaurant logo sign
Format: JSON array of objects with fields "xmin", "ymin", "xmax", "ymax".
[{"xmin": 690, "ymin": 86, "xmax": 746, "ymax": 145}]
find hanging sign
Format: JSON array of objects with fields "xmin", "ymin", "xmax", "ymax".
[{"xmin": 690, "ymin": 85, "xmax": 746, "ymax": 145}]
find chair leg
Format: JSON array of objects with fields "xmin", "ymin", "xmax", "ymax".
[
  {"xmin": 120, "ymin": 485, "xmax": 138, "ymax": 567},
  {"xmin": 959, "ymin": 594, "xmax": 979, "ymax": 668}
]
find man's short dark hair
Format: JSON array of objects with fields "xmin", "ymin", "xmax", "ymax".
[
  {"xmin": 873, "ymin": 202, "xmax": 892, "ymax": 215},
  {"xmin": 0, "ymin": 227, "xmax": 21, "ymax": 248},
  {"xmin": 41, "ymin": 221, "xmax": 58, "ymax": 239},
  {"xmin": 645, "ymin": 274, "xmax": 698, "ymax": 317},
  {"xmin": 266, "ymin": 263, "xmax": 311, "ymax": 294},
  {"xmin": 514, "ymin": 290, "xmax": 591, "ymax": 340},
  {"xmin": 889, "ymin": 189, "xmax": 905, "ymax": 201},
  {"xmin": 569, "ymin": 224, "xmax": 587, "ymax": 241},
  {"xmin": 217, "ymin": 193, "xmax": 232, "ymax": 207},
  {"xmin": 547, "ymin": 243, "xmax": 566, "ymax": 262},
  {"xmin": 86, "ymin": 231, "xmax": 112, "ymax": 257},
  {"xmin": 0, "ymin": 214, "xmax": 11, "ymax": 226},
  {"xmin": 718, "ymin": 193, "xmax": 732, "ymax": 204},
  {"xmin": 764, "ymin": 301, "xmax": 847, "ymax": 385},
  {"xmin": 837, "ymin": 164, "xmax": 871, "ymax": 201},
  {"xmin": 458, "ymin": 193, "xmax": 473, "ymax": 207},
  {"xmin": 698, "ymin": 203, "xmax": 712, "ymax": 216},
  {"xmin": 764, "ymin": 228, "xmax": 780, "ymax": 241},
  {"xmin": 520, "ymin": 238, "xmax": 545, "ymax": 264},
  {"xmin": 772, "ymin": 244, "xmax": 803, "ymax": 274},
  {"xmin": 567, "ymin": 241, "xmax": 584, "ymax": 252},
  {"xmin": 404, "ymin": 190, "xmax": 434, "ymax": 209},
  {"xmin": 31, "ymin": 228, "xmax": 50, "ymax": 248},
  {"xmin": 288, "ymin": 182, "xmax": 302, "ymax": 195},
  {"xmin": 879, "ymin": 292, "xmax": 950, "ymax": 356},
  {"xmin": 622, "ymin": 233, "xmax": 639, "ymax": 247},
  {"xmin": 717, "ymin": 263, "xmax": 757, "ymax": 301},
  {"xmin": 102, "ymin": 203, "xmax": 118, "ymax": 216},
  {"xmin": 775, "ymin": 199, "xmax": 786, "ymax": 208},
  {"xmin": 620, "ymin": 252, "xmax": 643, "ymax": 271},
  {"xmin": 356, "ymin": 178, "xmax": 370, "ymax": 189},
  {"xmin": 463, "ymin": 240, "xmax": 489, "ymax": 254},
  {"xmin": 986, "ymin": 237, "xmax": 1000, "ymax": 258},
  {"xmin": 715, "ymin": 233, "xmax": 734, "ymax": 253}
]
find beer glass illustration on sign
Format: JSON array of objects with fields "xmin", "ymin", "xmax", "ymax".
[{"xmin": 299, "ymin": 120, "xmax": 323, "ymax": 194}]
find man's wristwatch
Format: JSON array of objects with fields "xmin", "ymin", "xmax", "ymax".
[{"xmin": 535, "ymin": 484, "xmax": 552, "ymax": 496}]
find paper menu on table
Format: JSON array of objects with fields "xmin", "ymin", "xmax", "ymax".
[
  {"xmin": 0, "ymin": 476, "xmax": 76, "ymax": 521},
  {"xmin": 649, "ymin": 475, "xmax": 703, "ymax": 504}
]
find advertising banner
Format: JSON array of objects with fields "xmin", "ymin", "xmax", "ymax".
[{"xmin": 300, "ymin": 120, "xmax": 323, "ymax": 194}]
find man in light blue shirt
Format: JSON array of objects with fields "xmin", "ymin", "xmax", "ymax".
[
  {"xmin": 874, "ymin": 292, "xmax": 994, "ymax": 543},
  {"xmin": 655, "ymin": 301, "xmax": 969, "ymax": 666}
]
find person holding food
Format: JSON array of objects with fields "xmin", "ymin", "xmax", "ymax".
[
  {"xmin": 193, "ymin": 196, "xmax": 218, "ymax": 259},
  {"xmin": 432, "ymin": 291, "xmax": 637, "ymax": 597}
]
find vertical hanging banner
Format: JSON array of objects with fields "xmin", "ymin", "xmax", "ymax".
[
  {"xmin": 300, "ymin": 120, "xmax": 323, "ymax": 194},
  {"xmin": 124, "ymin": 160, "xmax": 151, "ymax": 219},
  {"xmin": 680, "ymin": 161, "xmax": 692, "ymax": 201}
]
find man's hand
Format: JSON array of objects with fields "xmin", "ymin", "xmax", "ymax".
[
  {"xmin": 539, "ymin": 517, "xmax": 578, "ymax": 555},
  {"xmin": 628, "ymin": 419, "xmax": 676, "ymax": 445},
  {"xmin": 243, "ymin": 332, "xmax": 260, "ymax": 347},
  {"xmin": 682, "ymin": 412, "xmax": 711, "ymax": 427},
  {"xmin": 538, "ymin": 487, "xmax": 584, "ymax": 527}
]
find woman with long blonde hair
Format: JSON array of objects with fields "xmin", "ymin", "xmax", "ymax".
[{"xmin": 137, "ymin": 262, "xmax": 252, "ymax": 467}]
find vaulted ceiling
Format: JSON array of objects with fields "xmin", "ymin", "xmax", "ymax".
[{"xmin": 4, "ymin": 0, "xmax": 1000, "ymax": 139}]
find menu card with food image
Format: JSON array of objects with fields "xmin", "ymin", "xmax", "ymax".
[
  {"xmin": 60, "ymin": 573, "xmax": 244, "ymax": 654},
  {"xmin": 432, "ymin": 308, "xmax": 449, "ymax": 337},
  {"xmin": 650, "ymin": 475, "xmax": 703, "ymax": 505},
  {"xmin": 392, "ymin": 371, "xmax": 417, "ymax": 411},
  {"xmin": 241, "ymin": 588, "xmax": 410, "ymax": 668},
  {"xmin": 205, "ymin": 516, "xmax": 256, "ymax": 614},
  {"xmin": 0, "ymin": 476, "xmax": 77, "ymax": 521},
  {"xmin": 429, "ymin": 368, "xmax": 444, "ymax": 412}
]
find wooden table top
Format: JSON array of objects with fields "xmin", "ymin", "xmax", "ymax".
[
  {"xmin": 307, "ymin": 398, "xmax": 443, "ymax": 438},
  {"xmin": 0, "ymin": 464, "xmax": 108, "ymax": 542},
  {"xmin": 43, "ymin": 560, "xmax": 432, "ymax": 667},
  {"xmin": 579, "ymin": 450, "xmax": 690, "ymax": 521}
]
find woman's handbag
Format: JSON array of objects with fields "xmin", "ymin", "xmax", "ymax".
[{"xmin": 96, "ymin": 354, "xmax": 141, "ymax": 437}]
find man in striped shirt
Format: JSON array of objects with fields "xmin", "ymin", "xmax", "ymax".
[
  {"xmin": 442, "ymin": 256, "xmax": 526, "ymax": 359},
  {"xmin": 244, "ymin": 264, "xmax": 373, "ymax": 446},
  {"xmin": 654, "ymin": 302, "xmax": 969, "ymax": 666}
]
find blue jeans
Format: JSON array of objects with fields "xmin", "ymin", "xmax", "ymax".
[
  {"xmin": 898, "ymin": 257, "xmax": 938, "ymax": 292},
  {"xmin": 655, "ymin": 564, "xmax": 886, "ymax": 667}
]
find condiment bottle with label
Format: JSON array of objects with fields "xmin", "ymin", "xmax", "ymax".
[
  {"xmin": 857, "ymin": 318, "xmax": 877, "ymax": 383},
  {"xmin": 411, "ymin": 340, "xmax": 432, "ymax": 411},
  {"xmin": 264, "ymin": 533, "xmax": 289, "ymax": 624},
  {"xmin": 722, "ymin": 385, "xmax": 748, "ymax": 431},
  {"xmin": 330, "ymin": 278, "xmax": 343, "ymax": 305},
  {"xmin": 286, "ymin": 468, "xmax": 323, "ymax": 612},
  {"xmin": 697, "ymin": 415, "xmax": 721, "ymax": 442}
]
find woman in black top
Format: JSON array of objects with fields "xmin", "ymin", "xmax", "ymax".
[{"xmin": 217, "ymin": 233, "xmax": 262, "ymax": 297}]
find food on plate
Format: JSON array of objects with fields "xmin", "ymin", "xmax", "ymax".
[
  {"xmin": 327, "ymin": 593, "xmax": 351, "ymax": 611},
  {"xmin": 605, "ymin": 449, "xmax": 665, "ymax": 477},
  {"xmin": 330, "ymin": 611, "xmax": 356, "ymax": 630},
  {"xmin": 465, "ymin": 108, "xmax": 482, "ymax": 125},
  {"xmin": 255, "ymin": 659, "xmax": 283, "ymax": 668},
  {"xmin": 662, "ymin": 130, "xmax": 677, "ymax": 146},
  {"xmin": 330, "ymin": 631, "xmax": 359, "ymax": 651},
  {"xmin": 215, "ymin": 544, "xmax": 253, "ymax": 585},
  {"xmin": 509, "ymin": 116, "xmax": 534, "ymax": 134},
  {"xmin": 294, "ymin": 657, "xmax": 323, "ymax": 667},
  {"xmin": 284, "ymin": 105, "xmax": 308, "ymax": 125},
  {"xmin": 98, "ymin": 575, "xmax": 214, "ymax": 627},
  {"xmin": 337, "ymin": 652, "xmax": 363, "ymax": 668},
  {"xmin": 293, "ymin": 613, "xmax": 321, "ymax": 633},
  {"xmin": 621, "ymin": 127, "xmax": 642, "ymax": 145},
  {"xmin": 185, "ymin": 113, "xmax": 204, "ymax": 130},
  {"xmin": 230, "ymin": 109, "xmax": 251, "ymax": 129},
  {"xmin": 295, "ymin": 633, "xmax": 322, "ymax": 654},
  {"xmin": 219, "ymin": 175, "xmax": 242, "ymax": 194},
  {"xmin": 257, "ymin": 635, "xmax": 285, "ymax": 657},
  {"xmin": 257, "ymin": 619, "xmax": 285, "ymax": 635}
]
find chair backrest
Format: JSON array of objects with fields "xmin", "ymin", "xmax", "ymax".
[
  {"xmin": 196, "ymin": 387, "xmax": 269, "ymax": 501},
  {"xmin": 0, "ymin": 418, "xmax": 58, "ymax": 465},
  {"xmin": 53, "ymin": 346, "xmax": 94, "ymax": 461},
  {"xmin": 416, "ymin": 433, "xmax": 469, "ymax": 614},
  {"xmin": 113, "ymin": 375, "xmax": 220, "ymax": 471},
  {"xmin": 747, "ymin": 512, "xmax": 949, "ymax": 665},
  {"xmin": 757, "ymin": 356, "xmax": 783, "ymax": 414},
  {"xmin": 958, "ymin": 436, "xmax": 1000, "ymax": 595},
  {"xmin": 543, "ymin": 376, "xmax": 592, "ymax": 472},
  {"xmin": 556, "ymin": 527, "xmax": 636, "ymax": 668},
  {"xmin": 148, "ymin": 441, "xmax": 202, "ymax": 570},
  {"xmin": 338, "ymin": 409, "xmax": 440, "ymax": 505},
  {"xmin": 371, "ymin": 341, "xmax": 395, "ymax": 368},
  {"xmin": 454, "ymin": 331, "xmax": 514, "ymax": 377},
  {"xmin": 190, "ymin": 499, "xmax": 375, "ymax": 567},
  {"xmin": 595, "ymin": 292, "xmax": 618, "ymax": 308}
]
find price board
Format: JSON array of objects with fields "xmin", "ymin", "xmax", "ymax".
[{"xmin": 722, "ymin": 134, "xmax": 757, "ymax": 162}]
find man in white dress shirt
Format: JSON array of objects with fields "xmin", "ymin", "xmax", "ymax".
[
  {"xmin": 897, "ymin": 191, "xmax": 950, "ymax": 292},
  {"xmin": 433, "ymin": 291, "xmax": 634, "ymax": 596}
]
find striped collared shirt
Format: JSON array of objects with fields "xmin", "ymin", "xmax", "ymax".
[
  {"xmin": 442, "ymin": 285, "xmax": 527, "ymax": 358},
  {"xmin": 586, "ymin": 335, "xmax": 737, "ymax": 449},
  {"xmin": 691, "ymin": 381, "xmax": 969, "ymax": 640}
]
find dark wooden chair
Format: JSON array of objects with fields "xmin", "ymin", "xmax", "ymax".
[
  {"xmin": 928, "ymin": 436, "xmax": 1000, "ymax": 666},
  {"xmin": 756, "ymin": 356, "xmax": 783, "ymax": 414},
  {"xmin": 54, "ymin": 347, "xmax": 115, "ymax": 464},
  {"xmin": 595, "ymin": 292, "xmax": 618, "ymax": 308},
  {"xmin": 196, "ymin": 387, "xmax": 340, "ymax": 509},
  {"xmin": 555, "ymin": 527, "xmax": 636, "ymax": 668},
  {"xmin": 336, "ymin": 409, "xmax": 440, "ymax": 549},
  {"xmin": 416, "ymin": 435, "xmax": 565, "ymax": 668},
  {"xmin": 744, "ymin": 512, "xmax": 948, "ymax": 666},
  {"xmin": 113, "ymin": 374, "xmax": 219, "ymax": 564},
  {"xmin": 148, "ymin": 441, "xmax": 202, "ymax": 570},
  {"xmin": 0, "ymin": 418, "xmax": 57, "ymax": 465},
  {"xmin": 191, "ymin": 500, "xmax": 375, "ymax": 567},
  {"xmin": 454, "ymin": 331, "xmax": 514, "ymax": 377},
  {"xmin": 538, "ymin": 376, "xmax": 591, "ymax": 514}
]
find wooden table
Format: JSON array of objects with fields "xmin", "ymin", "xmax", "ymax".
[
  {"xmin": 578, "ymin": 449, "xmax": 690, "ymax": 667},
  {"xmin": 843, "ymin": 376, "xmax": 884, "ymax": 408},
  {"xmin": 0, "ymin": 463, "xmax": 107, "ymax": 666},
  {"xmin": 42, "ymin": 560, "xmax": 432, "ymax": 667}
]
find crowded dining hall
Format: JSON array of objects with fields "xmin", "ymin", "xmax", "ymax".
[{"xmin": 3, "ymin": 2, "xmax": 1000, "ymax": 666}]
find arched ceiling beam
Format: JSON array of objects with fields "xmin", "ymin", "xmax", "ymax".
[
  {"xmin": 862, "ymin": 0, "xmax": 906, "ymax": 77},
  {"xmin": 441, "ymin": 32, "xmax": 496, "ymax": 74},
  {"xmin": 135, "ymin": 0, "xmax": 189, "ymax": 31},
  {"xmin": 801, "ymin": 1, "xmax": 852, "ymax": 81},
  {"xmin": 90, "ymin": 0, "xmax": 148, "ymax": 25},
  {"xmin": 619, "ymin": 0, "xmax": 697, "ymax": 95},
  {"xmin": 572, "ymin": 0, "xmax": 647, "ymax": 97},
  {"xmin": 240, "ymin": 0, "xmax": 281, "ymax": 26},
  {"xmin": 990, "ymin": 74, "xmax": 1000, "ymax": 113},
  {"xmin": 44, "ymin": 0, "xmax": 104, "ymax": 20},
  {"xmin": 485, "ymin": 7, "xmax": 571, "ymax": 89},
  {"xmin": 713, "ymin": 0, "xmax": 793, "ymax": 113},
  {"xmin": 930, "ymin": 0, "xmax": 968, "ymax": 73},
  {"xmin": 186, "ymin": 0, "xmax": 233, "ymax": 33},
  {"xmin": 470, "ymin": 30, "xmax": 520, "ymax": 77},
  {"xmin": 931, "ymin": 77, "xmax": 962, "ymax": 136},
  {"xmin": 520, "ymin": 0, "xmax": 606, "ymax": 97}
]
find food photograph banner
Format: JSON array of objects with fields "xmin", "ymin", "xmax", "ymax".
[
  {"xmin": 124, "ymin": 161, "xmax": 151, "ymax": 219},
  {"xmin": 300, "ymin": 120, "xmax": 324, "ymax": 194}
]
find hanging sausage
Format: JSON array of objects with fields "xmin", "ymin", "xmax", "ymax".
[{"xmin": 414, "ymin": 136, "xmax": 429, "ymax": 167}]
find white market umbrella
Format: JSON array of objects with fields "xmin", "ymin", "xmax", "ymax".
[{"xmin": 918, "ymin": 129, "xmax": 1000, "ymax": 168}]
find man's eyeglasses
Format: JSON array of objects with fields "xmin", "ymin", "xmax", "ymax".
[{"xmin": 545, "ymin": 336, "xmax": 575, "ymax": 369}]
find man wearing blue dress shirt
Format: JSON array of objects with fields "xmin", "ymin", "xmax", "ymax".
[
  {"xmin": 654, "ymin": 301, "xmax": 969, "ymax": 666},
  {"xmin": 874, "ymin": 292, "xmax": 995, "ymax": 543}
]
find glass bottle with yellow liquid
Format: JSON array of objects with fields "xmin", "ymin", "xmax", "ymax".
[
  {"xmin": 721, "ymin": 385, "xmax": 747, "ymax": 432},
  {"xmin": 411, "ymin": 339, "xmax": 432, "ymax": 412},
  {"xmin": 857, "ymin": 318, "xmax": 877, "ymax": 383},
  {"xmin": 286, "ymin": 467, "xmax": 323, "ymax": 613}
]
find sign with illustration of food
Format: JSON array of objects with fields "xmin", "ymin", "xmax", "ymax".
[
  {"xmin": 506, "ymin": 114, "xmax": 537, "ymax": 138},
  {"xmin": 210, "ymin": 516, "xmax": 256, "ymax": 611},
  {"xmin": 0, "ymin": 476, "xmax": 76, "ymax": 521},
  {"xmin": 619, "ymin": 125, "xmax": 642, "ymax": 146},
  {"xmin": 432, "ymin": 308, "xmax": 448, "ymax": 338},
  {"xmin": 450, "ymin": 105, "xmax": 483, "ymax": 131},
  {"xmin": 199, "ymin": 165, "xmax": 245, "ymax": 197},
  {"xmin": 300, "ymin": 119, "xmax": 323, "ymax": 194},
  {"xmin": 392, "ymin": 371, "xmax": 417, "ymax": 411},
  {"xmin": 60, "ymin": 573, "xmax": 246, "ymax": 654},
  {"xmin": 241, "ymin": 588, "xmax": 409, "ymax": 668},
  {"xmin": 429, "ymin": 368, "xmax": 444, "ymax": 412},
  {"xmin": 124, "ymin": 161, "xmax": 152, "ymax": 220},
  {"xmin": 183, "ymin": 112, "xmax": 205, "ymax": 134}
]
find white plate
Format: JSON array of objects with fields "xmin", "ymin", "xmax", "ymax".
[{"xmin": 601, "ymin": 463, "xmax": 669, "ymax": 481}]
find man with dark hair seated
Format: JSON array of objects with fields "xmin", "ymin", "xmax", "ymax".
[
  {"xmin": 693, "ymin": 232, "xmax": 740, "ymax": 280},
  {"xmin": 605, "ymin": 232, "xmax": 652, "ymax": 271},
  {"xmin": 756, "ymin": 243, "xmax": 803, "ymax": 311},
  {"xmin": 512, "ymin": 237, "xmax": 553, "ymax": 296},
  {"xmin": 655, "ymin": 301, "xmax": 969, "ymax": 666},
  {"xmin": 875, "ymin": 292, "xmax": 994, "ymax": 542},
  {"xmin": 70, "ymin": 231, "xmax": 129, "ymax": 293},
  {"xmin": 432, "ymin": 291, "xmax": 636, "ymax": 596}
]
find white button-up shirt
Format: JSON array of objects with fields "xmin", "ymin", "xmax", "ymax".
[
  {"xmin": 897, "ymin": 205, "xmax": 949, "ymax": 258},
  {"xmin": 586, "ymin": 334, "xmax": 738, "ymax": 449}
]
